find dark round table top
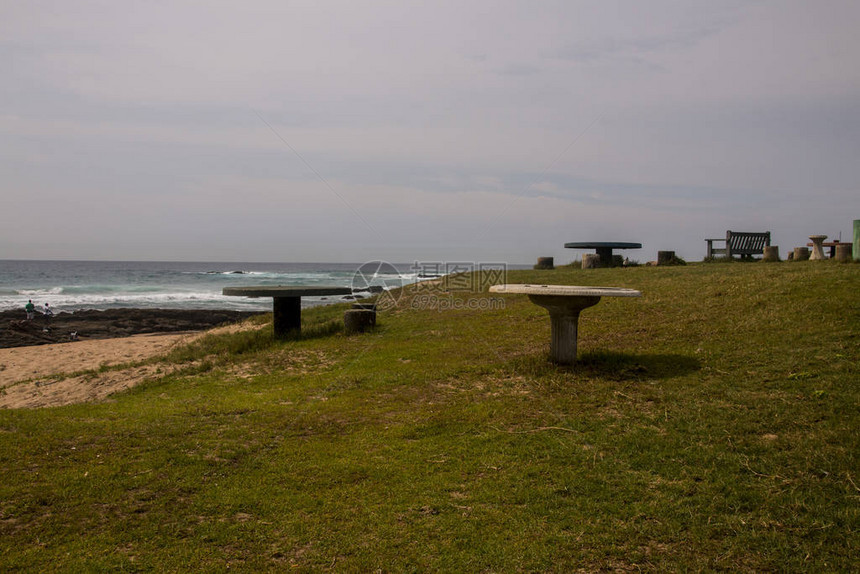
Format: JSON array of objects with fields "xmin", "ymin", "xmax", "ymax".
[
  {"xmin": 564, "ymin": 242, "xmax": 642, "ymax": 249},
  {"xmin": 223, "ymin": 286, "xmax": 352, "ymax": 298}
]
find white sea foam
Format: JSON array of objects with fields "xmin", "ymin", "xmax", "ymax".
[{"xmin": 17, "ymin": 287, "xmax": 64, "ymax": 296}]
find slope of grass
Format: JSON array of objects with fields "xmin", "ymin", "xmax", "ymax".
[{"xmin": 1, "ymin": 261, "xmax": 858, "ymax": 571}]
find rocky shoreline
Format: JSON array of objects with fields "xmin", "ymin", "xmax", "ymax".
[{"xmin": 0, "ymin": 308, "xmax": 265, "ymax": 349}]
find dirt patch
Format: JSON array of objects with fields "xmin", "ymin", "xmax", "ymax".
[{"xmin": 0, "ymin": 363, "xmax": 177, "ymax": 409}]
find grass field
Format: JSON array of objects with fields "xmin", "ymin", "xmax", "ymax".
[{"xmin": 1, "ymin": 261, "xmax": 858, "ymax": 572}]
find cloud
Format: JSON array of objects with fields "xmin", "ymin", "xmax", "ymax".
[{"xmin": 1, "ymin": 0, "xmax": 859, "ymax": 262}]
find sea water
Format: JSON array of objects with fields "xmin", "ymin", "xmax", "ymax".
[{"xmin": 0, "ymin": 260, "xmax": 427, "ymax": 313}]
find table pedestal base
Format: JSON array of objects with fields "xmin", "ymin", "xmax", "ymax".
[
  {"xmin": 529, "ymin": 294, "xmax": 601, "ymax": 364},
  {"xmin": 809, "ymin": 235, "xmax": 827, "ymax": 261},
  {"xmin": 273, "ymin": 297, "xmax": 302, "ymax": 338},
  {"xmin": 595, "ymin": 247, "xmax": 614, "ymax": 266}
]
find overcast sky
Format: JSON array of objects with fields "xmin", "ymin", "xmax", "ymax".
[{"xmin": 2, "ymin": 1, "xmax": 859, "ymax": 263}]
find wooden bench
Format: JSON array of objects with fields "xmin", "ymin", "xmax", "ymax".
[{"xmin": 706, "ymin": 231, "xmax": 771, "ymax": 259}]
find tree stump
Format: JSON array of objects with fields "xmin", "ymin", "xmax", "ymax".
[
  {"xmin": 582, "ymin": 254, "xmax": 600, "ymax": 269},
  {"xmin": 793, "ymin": 247, "xmax": 810, "ymax": 261},
  {"xmin": 762, "ymin": 246, "xmax": 780, "ymax": 262},
  {"xmin": 344, "ymin": 309, "xmax": 376, "ymax": 334},
  {"xmin": 535, "ymin": 257, "xmax": 554, "ymax": 270}
]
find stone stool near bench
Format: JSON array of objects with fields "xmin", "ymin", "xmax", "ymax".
[
  {"xmin": 352, "ymin": 302, "xmax": 377, "ymax": 325},
  {"xmin": 835, "ymin": 244, "xmax": 852, "ymax": 262},
  {"xmin": 344, "ymin": 303, "xmax": 377, "ymax": 334},
  {"xmin": 582, "ymin": 254, "xmax": 600, "ymax": 269},
  {"xmin": 534, "ymin": 257, "xmax": 555, "ymax": 270},
  {"xmin": 793, "ymin": 247, "xmax": 810, "ymax": 261},
  {"xmin": 762, "ymin": 246, "xmax": 780, "ymax": 262},
  {"xmin": 344, "ymin": 309, "xmax": 375, "ymax": 334}
]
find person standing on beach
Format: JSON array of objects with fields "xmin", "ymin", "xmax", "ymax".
[
  {"xmin": 44, "ymin": 303, "xmax": 54, "ymax": 320},
  {"xmin": 25, "ymin": 300, "xmax": 36, "ymax": 320}
]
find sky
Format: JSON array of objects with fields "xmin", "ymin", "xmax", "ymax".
[{"xmin": 2, "ymin": 0, "xmax": 859, "ymax": 264}]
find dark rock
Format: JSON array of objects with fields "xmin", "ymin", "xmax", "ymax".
[{"xmin": 0, "ymin": 308, "xmax": 265, "ymax": 349}]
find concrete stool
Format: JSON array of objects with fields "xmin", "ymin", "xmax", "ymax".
[
  {"xmin": 793, "ymin": 247, "xmax": 810, "ymax": 261},
  {"xmin": 582, "ymin": 254, "xmax": 600, "ymax": 269},
  {"xmin": 835, "ymin": 244, "xmax": 853, "ymax": 262},
  {"xmin": 535, "ymin": 257, "xmax": 555, "ymax": 270},
  {"xmin": 344, "ymin": 309, "xmax": 375, "ymax": 334},
  {"xmin": 762, "ymin": 246, "xmax": 780, "ymax": 262},
  {"xmin": 351, "ymin": 303, "xmax": 377, "ymax": 325}
]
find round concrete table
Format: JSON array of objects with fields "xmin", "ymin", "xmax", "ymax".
[
  {"xmin": 223, "ymin": 286, "xmax": 352, "ymax": 338},
  {"xmin": 808, "ymin": 235, "xmax": 828, "ymax": 261},
  {"xmin": 489, "ymin": 284, "xmax": 641, "ymax": 365},
  {"xmin": 564, "ymin": 242, "xmax": 642, "ymax": 267}
]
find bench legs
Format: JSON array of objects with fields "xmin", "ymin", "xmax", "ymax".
[{"xmin": 272, "ymin": 296, "xmax": 302, "ymax": 338}]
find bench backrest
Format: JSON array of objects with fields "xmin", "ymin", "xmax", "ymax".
[{"xmin": 727, "ymin": 231, "xmax": 771, "ymax": 256}]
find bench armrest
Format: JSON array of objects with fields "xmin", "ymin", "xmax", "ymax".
[{"xmin": 705, "ymin": 238, "xmax": 727, "ymax": 258}]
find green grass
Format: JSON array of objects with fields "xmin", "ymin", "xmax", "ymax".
[{"xmin": 1, "ymin": 261, "xmax": 858, "ymax": 572}]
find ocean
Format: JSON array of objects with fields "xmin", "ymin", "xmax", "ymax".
[{"xmin": 0, "ymin": 260, "xmax": 429, "ymax": 313}]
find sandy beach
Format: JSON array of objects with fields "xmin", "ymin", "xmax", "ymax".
[{"xmin": 0, "ymin": 310, "xmax": 263, "ymax": 409}]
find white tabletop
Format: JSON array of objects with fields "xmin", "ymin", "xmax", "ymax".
[{"xmin": 489, "ymin": 284, "xmax": 641, "ymax": 297}]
